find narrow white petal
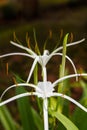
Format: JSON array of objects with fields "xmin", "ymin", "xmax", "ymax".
[
  {"xmin": 51, "ymin": 92, "xmax": 87, "ymax": 112},
  {"xmin": 0, "ymin": 83, "xmax": 40, "ymax": 100},
  {"xmin": 10, "ymin": 41, "xmax": 37, "ymax": 56},
  {"xmin": 27, "ymin": 57, "xmax": 39, "ymax": 83},
  {"xmin": 36, "ymin": 39, "xmax": 85, "ymax": 69},
  {"xmin": 53, "ymin": 73, "xmax": 87, "ymax": 87},
  {"xmin": 0, "ymin": 92, "xmax": 39, "ymax": 106},
  {"xmin": 0, "ymin": 52, "xmax": 34, "ymax": 59},
  {"xmin": 51, "ymin": 53, "xmax": 78, "ymax": 81},
  {"xmin": 52, "ymin": 38, "xmax": 85, "ymax": 54}
]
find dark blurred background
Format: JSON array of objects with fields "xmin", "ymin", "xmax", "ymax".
[
  {"xmin": 0, "ymin": 0, "xmax": 87, "ymax": 69},
  {"xmin": 0, "ymin": 0, "xmax": 87, "ymax": 19},
  {"xmin": 0, "ymin": 0, "xmax": 87, "ymax": 20}
]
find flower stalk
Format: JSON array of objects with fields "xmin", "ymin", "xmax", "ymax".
[{"xmin": 42, "ymin": 66, "xmax": 49, "ymax": 130}]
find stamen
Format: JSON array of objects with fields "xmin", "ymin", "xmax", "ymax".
[
  {"xmin": 12, "ymin": 77, "xmax": 18, "ymax": 86},
  {"xmin": 70, "ymin": 33, "xmax": 73, "ymax": 42}
]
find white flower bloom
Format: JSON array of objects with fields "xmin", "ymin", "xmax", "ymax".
[
  {"xmin": 0, "ymin": 37, "xmax": 86, "ymax": 130},
  {"xmin": 0, "ymin": 39, "xmax": 85, "ymax": 83},
  {"xmin": 0, "ymin": 73, "xmax": 87, "ymax": 130},
  {"xmin": 0, "ymin": 73, "xmax": 87, "ymax": 112}
]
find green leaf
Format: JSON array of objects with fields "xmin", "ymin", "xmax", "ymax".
[
  {"xmin": 0, "ymin": 105, "xmax": 17, "ymax": 130},
  {"xmin": 15, "ymin": 74, "xmax": 43, "ymax": 130},
  {"xmin": 49, "ymin": 97, "xmax": 57, "ymax": 111},
  {"xmin": 57, "ymin": 33, "xmax": 69, "ymax": 112},
  {"xmin": 80, "ymin": 80, "xmax": 87, "ymax": 98},
  {"xmin": 16, "ymin": 86, "xmax": 36, "ymax": 130},
  {"xmin": 59, "ymin": 33, "xmax": 69, "ymax": 79},
  {"xmin": 33, "ymin": 64, "xmax": 42, "ymax": 112},
  {"xmin": 31, "ymin": 108, "xmax": 43, "ymax": 130},
  {"xmin": 71, "ymin": 106, "xmax": 87, "ymax": 130},
  {"xmin": 34, "ymin": 63, "xmax": 38, "ymax": 85},
  {"xmin": 16, "ymin": 87, "xmax": 43, "ymax": 130},
  {"xmin": 52, "ymin": 111, "xmax": 79, "ymax": 130},
  {"xmin": 71, "ymin": 80, "xmax": 87, "ymax": 130},
  {"xmin": 58, "ymin": 34, "xmax": 69, "ymax": 93}
]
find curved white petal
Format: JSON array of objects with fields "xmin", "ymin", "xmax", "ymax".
[
  {"xmin": 52, "ymin": 38, "xmax": 85, "ymax": 54},
  {"xmin": 10, "ymin": 41, "xmax": 37, "ymax": 57},
  {"xmin": 0, "ymin": 83, "xmax": 40, "ymax": 100},
  {"xmin": 0, "ymin": 92, "xmax": 39, "ymax": 106},
  {"xmin": 51, "ymin": 53, "xmax": 78, "ymax": 81},
  {"xmin": 0, "ymin": 52, "xmax": 34, "ymax": 59},
  {"xmin": 53, "ymin": 73, "xmax": 87, "ymax": 87},
  {"xmin": 27, "ymin": 57, "xmax": 39, "ymax": 83},
  {"xmin": 50, "ymin": 92, "xmax": 87, "ymax": 112}
]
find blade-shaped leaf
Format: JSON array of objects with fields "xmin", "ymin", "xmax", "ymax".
[
  {"xmin": 31, "ymin": 107, "xmax": 43, "ymax": 130},
  {"xmin": 14, "ymin": 73, "xmax": 43, "ymax": 130},
  {"xmin": 0, "ymin": 105, "xmax": 17, "ymax": 130},
  {"xmin": 57, "ymin": 34, "xmax": 69, "ymax": 112},
  {"xmin": 52, "ymin": 111, "xmax": 79, "ymax": 130},
  {"xmin": 59, "ymin": 33, "xmax": 69, "ymax": 88},
  {"xmin": 71, "ymin": 80, "xmax": 87, "ymax": 130},
  {"xmin": 16, "ymin": 86, "xmax": 36, "ymax": 130},
  {"xmin": 71, "ymin": 106, "xmax": 87, "ymax": 130}
]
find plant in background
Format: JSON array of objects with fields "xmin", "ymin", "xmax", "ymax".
[{"xmin": 0, "ymin": 32, "xmax": 87, "ymax": 130}]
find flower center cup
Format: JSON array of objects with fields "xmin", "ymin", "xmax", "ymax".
[{"xmin": 36, "ymin": 81, "xmax": 54, "ymax": 98}]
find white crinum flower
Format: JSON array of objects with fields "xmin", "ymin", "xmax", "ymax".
[
  {"xmin": 0, "ymin": 39, "xmax": 85, "ymax": 83},
  {"xmin": 0, "ymin": 73, "xmax": 87, "ymax": 112},
  {"xmin": 0, "ymin": 33, "xmax": 87, "ymax": 130}
]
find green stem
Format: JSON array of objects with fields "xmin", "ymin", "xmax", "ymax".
[
  {"xmin": 34, "ymin": 63, "xmax": 38, "ymax": 85},
  {"xmin": 34, "ymin": 64, "xmax": 42, "ymax": 112}
]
